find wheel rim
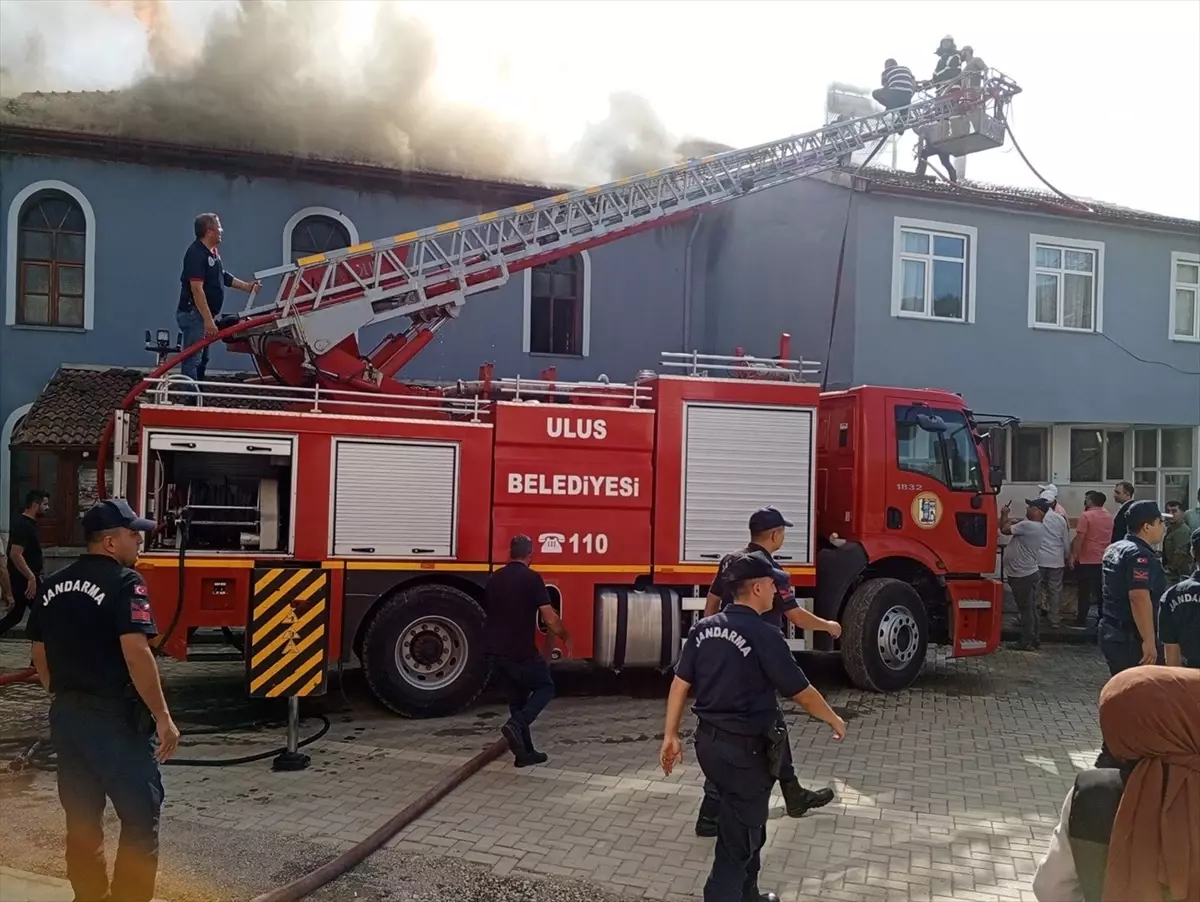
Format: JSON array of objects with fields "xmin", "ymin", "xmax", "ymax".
[
  {"xmin": 394, "ymin": 616, "xmax": 468, "ymax": 691},
  {"xmin": 877, "ymin": 605, "xmax": 920, "ymax": 671}
]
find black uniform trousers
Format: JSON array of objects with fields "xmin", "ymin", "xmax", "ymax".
[
  {"xmin": 699, "ymin": 712, "xmax": 794, "ymax": 820},
  {"xmin": 694, "ymin": 722, "xmax": 775, "ymax": 902},
  {"xmin": 1094, "ymin": 622, "xmax": 1164, "ymax": 768},
  {"xmin": 50, "ymin": 693, "xmax": 164, "ymax": 902}
]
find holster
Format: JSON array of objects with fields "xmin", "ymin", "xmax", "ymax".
[
  {"xmin": 764, "ymin": 722, "xmax": 788, "ymax": 779},
  {"xmin": 123, "ymin": 685, "xmax": 156, "ymax": 736}
]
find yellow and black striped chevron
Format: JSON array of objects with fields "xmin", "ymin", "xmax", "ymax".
[{"xmin": 246, "ymin": 566, "xmax": 330, "ymax": 698}]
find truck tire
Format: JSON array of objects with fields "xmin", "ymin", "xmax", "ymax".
[
  {"xmin": 840, "ymin": 578, "xmax": 928, "ymax": 693},
  {"xmin": 362, "ymin": 583, "xmax": 489, "ymax": 718}
]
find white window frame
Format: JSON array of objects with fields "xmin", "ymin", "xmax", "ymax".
[
  {"xmin": 1168, "ymin": 251, "xmax": 1200, "ymax": 343},
  {"xmin": 1027, "ymin": 234, "xmax": 1105, "ymax": 334},
  {"xmin": 281, "ymin": 206, "xmax": 360, "ymax": 266},
  {"xmin": 890, "ymin": 217, "xmax": 978, "ymax": 324},
  {"xmin": 522, "ymin": 248, "xmax": 592, "ymax": 357},
  {"xmin": 5, "ymin": 180, "xmax": 97, "ymax": 330},
  {"xmin": 0, "ymin": 402, "xmax": 34, "ymax": 535},
  {"xmin": 1064, "ymin": 426, "xmax": 1129, "ymax": 484}
]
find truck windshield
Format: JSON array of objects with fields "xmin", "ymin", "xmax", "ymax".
[{"xmin": 896, "ymin": 406, "xmax": 984, "ymax": 492}]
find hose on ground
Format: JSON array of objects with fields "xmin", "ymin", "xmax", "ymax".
[
  {"xmin": 0, "ymin": 715, "xmax": 332, "ymax": 776},
  {"xmin": 0, "ymin": 666, "xmax": 38, "ymax": 686},
  {"xmin": 248, "ymin": 737, "xmax": 508, "ymax": 902}
]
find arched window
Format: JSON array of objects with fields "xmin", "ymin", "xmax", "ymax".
[
  {"xmin": 16, "ymin": 190, "xmax": 87, "ymax": 327},
  {"xmin": 525, "ymin": 252, "xmax": 591, "ymax": 357},
  {"xmin": 289, "ymin": 214, "xmax": 352, "ymax": 263}
]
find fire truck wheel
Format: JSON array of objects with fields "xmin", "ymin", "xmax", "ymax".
[
  {"xmin": 362, "ymin": 584, "xmax": 489, "ymax": 718},
  {"xmin": 840, "ymin": 578, "xmax": 928, "ymax": 693}
]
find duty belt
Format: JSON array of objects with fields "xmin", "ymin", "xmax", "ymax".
[{"xmin": 697, "ymin": 720, "xmax": 767, "ymax": 752}]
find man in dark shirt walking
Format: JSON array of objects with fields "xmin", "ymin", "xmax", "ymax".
[
  {"xmin": 0, "ymin": 489, "xmax": 50, "ymax": 637},
  {"xmin": 177, "ymin": 213, "xmax": 260, "ymax": 400},
  {"xmin": 661, "ymin": 551, "xmax": 846, "ymax": 902},
  {"xmin": 483, "ymin": 535, "xmax": 571, "ymax": 767},
  {"xmin": 694, "ymin": 507, "xmax": 838, "ymax": 835}
]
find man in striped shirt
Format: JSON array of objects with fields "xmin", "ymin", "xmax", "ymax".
[{"xmin": 873, "ymin": 59, "xmax": 916, "ymax": 114}]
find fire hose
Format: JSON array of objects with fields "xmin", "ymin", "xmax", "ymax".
[{"xmin": 249, "ymin": 737, "xmax": 507, "ymax": 902}]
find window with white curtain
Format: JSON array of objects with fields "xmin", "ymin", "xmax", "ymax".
[
  {"xmin": 1170, "ymin": 252, "xmax": 1199, "ymax": 342},
  {"xmin": 891, "ymin": 218, "xmax": 977, "ymax": 323},
  {"xmin": 1029, "ymin": 236, "xmax": 1104, "ymax": 333}
]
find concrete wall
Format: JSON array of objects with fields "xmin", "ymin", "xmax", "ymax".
[{"xmin": 850, "ymin": 192, "xmax": 1200, "ymax": 426}]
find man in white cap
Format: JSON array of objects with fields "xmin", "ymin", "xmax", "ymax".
[{"xmin": 1038, "ymin": 484, "xmax": 1068, "ymax": 519}]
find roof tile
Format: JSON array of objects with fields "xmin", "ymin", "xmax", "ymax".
[{"xmin": 11, "ymin": 366, "xmax": 275, "ymax": 447}]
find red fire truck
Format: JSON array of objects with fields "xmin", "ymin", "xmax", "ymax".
[{"xmin": 98, "ymin": 70, "xmax": 1021, "ymax": 716}]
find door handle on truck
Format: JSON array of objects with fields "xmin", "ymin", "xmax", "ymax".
[{"xmin": 351, "ymin": 547, "xmax": 376, "ymax": 554}]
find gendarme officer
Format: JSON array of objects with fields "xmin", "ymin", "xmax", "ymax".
[
  {"xmin": 1159, "ymin": 528, "xmax": 1200, "ymax": 668},
  {"xmin": 1099, "ymin": 499, "xmax": 1168, "ymax": 676},
  {"xmin": 661, "ymin": 551, "xmax": 847, "ymax": 902},
  {"xmin": 695, "ymin": 507, "xmax": 839, "ymax": 836},
  {"xmin": 28, "ymin": 499, "xmax": 181, "ymax": 902}
]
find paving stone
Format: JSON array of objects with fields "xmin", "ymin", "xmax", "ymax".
[{"xmin": 1, "ymin": 641, "xmax": 1108, "ymax": 901}]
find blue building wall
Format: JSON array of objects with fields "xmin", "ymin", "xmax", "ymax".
[
  {"xmin": 3, "ymin": 151, "xmax": 1199, "ymax": 439},
  {"xmin": 849, "ymin": 192, "xmax": 1200, "ymax": 426},
  {"xmin": 0, "ymin": 154, "xmax": 702, "ymax": 429}
]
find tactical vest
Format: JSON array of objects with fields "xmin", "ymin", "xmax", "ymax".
[{"xmin": 1066, "ymin": 769, "xmax": 1126, "ymax": 902}]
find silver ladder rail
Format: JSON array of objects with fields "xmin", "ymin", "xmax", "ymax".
[{"xmin": 241, "ymin": 71, "xmax": 1021, "ymax": 336}]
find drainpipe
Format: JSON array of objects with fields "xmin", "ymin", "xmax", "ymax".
[{"xmin": 682, "ymin": 214, "xmax": 705, "ymax": 351}]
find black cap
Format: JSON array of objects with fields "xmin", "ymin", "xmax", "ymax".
[
  {"xmin": 1025, "ymin": 497, "xmax": 1052, "ymax": 513},
  {"xmin": 1190, "ymin": 527, "xmax": 1200, "ymax": 550},
  {"xmin": 1125, "ymin": 500, "xmax": 1163, "ymax": 533},
  {"xmin": 724, "ymin": 550, "xmax": 790, "ymax": 585},
  {"xmin": 81, "ymin": 499, "xmax": 156, "ymax": 534},
  {"xmin": 748, "ymin": 507, "xmax": 793, "ymax": 533}
]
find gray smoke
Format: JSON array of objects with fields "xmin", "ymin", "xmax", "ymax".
[{"xmin": 0, "ymin": 0, "xmax": 704, "ymax": 186}]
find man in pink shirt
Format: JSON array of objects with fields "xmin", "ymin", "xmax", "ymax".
[{"xmin": 1071, "ymin": 490, "xmax": 1115, "ymax": 628}]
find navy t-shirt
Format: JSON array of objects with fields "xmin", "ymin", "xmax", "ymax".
[
  {"xmin": 709, "ymin": 542, "xmax": 800, "ymax": 632},
  {"xmin": 5, "ymin": 514, "xmax": 43, "ymax": 597},
  {"xmin": 675, "ymin": 604, "xmax": 811, "ymax": 736},
  {"xmin": 482, "ymin": 561, "xmax": 551, "ymax": 660},
  {"xmin": 26, "ymin": 554, "xmax": 159, "ymax": 698},
  {"xmin": 179, "ymin": 239, "xmax": 234, "ymax": 316},
  {"xmin": 1159, "ymin": 571, "xmax": 1200, "ymax": 667}
]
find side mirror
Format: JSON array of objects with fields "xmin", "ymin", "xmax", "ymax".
[
  {"xmin": 989, "ymin": 464, "xmax": 1005, "ymax": 493},
  {"xmin": 916, "ymin": 413, "xmax": 948, "ymax": 433}
]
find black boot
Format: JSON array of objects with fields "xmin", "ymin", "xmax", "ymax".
[
  {"xmin": 518, "ymin": 723, "xmax": 548, "ymax": 767},
  {"xmin": 780, "ymin": 778, "xmax": 834, "ymax": 817},
  {"xmin": 695, "ymin": 796, "xmax": 720, "ymax": 837},
  {"xmin": 501, "ymin": 720, "xmax": 548, "ymax": 768}
]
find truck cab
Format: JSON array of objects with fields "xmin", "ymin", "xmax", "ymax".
[{"xmin": 814, "ymin": 386, "xmax": 1004, "ymax": 691}]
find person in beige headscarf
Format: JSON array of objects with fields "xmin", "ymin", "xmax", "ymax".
[{"xmin": 1033, "ymin": 666, "xmax": 1200, "ymax": 902}]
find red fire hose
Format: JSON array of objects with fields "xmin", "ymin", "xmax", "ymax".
[
  {"xmin": 248, "ymin": 737, "xmax": 507, "ymax": 902},
  {"xmin": 0, "ymin": 666, "xmax": 38, "ymax": 686}
]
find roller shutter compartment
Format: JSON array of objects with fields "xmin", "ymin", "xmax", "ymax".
[
  {"xmin": 682, "ymin": 403, "xmax": 814, "ymax": 564},
  {"xmin": 333, "ymin": 440, "xmax": 458, "ymax": 558}
]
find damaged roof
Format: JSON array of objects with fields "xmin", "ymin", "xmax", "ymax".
[
  {"xmin": 827, "ymin": 166, "xmax": 1199, "ymax": 234},
  {"xmin": 12, "ymin": 366, "xmax": 268, "ymax": 447},
  {"xmin": 3, "ymin": 90, "xmax": 1197, "ymax": 233}
]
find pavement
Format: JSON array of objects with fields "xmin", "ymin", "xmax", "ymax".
[{"xmin": 0, "ymin": 638, "xmax": 1110, "ymax": 902}]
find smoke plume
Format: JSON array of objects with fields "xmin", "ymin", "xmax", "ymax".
[{"xmin": 0, "ymin": 0, "xmax": 701, "ymax": 186}]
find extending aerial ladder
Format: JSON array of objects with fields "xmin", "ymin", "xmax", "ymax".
[
  {"xmin": 226, "ymin": 69, "xmax": 1022, "ymax": 393},
  {"xmin": 98, "ymin": 69, "xmax": 1021, "ymax": 495}
]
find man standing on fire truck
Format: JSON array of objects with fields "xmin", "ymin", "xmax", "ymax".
[
  {"xmin": 694, "ymin": 507, "xmax": 840, "ymax": 836},
  {"xmin": 27, "ymin": 499, "xmax": 180, "ymax": 902},
  {"xmin": 177, "ymin": 212, "xmax": 260, "ymax": 403}
]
